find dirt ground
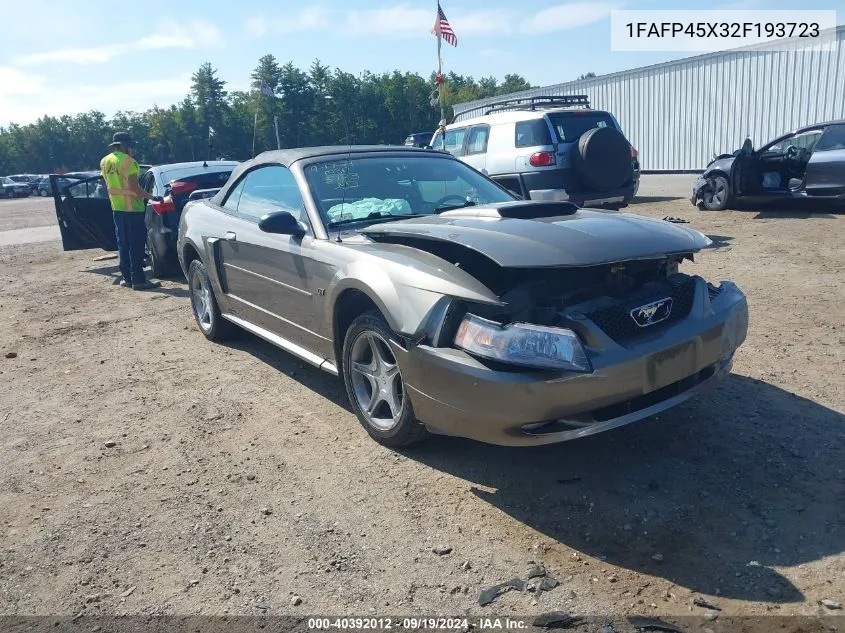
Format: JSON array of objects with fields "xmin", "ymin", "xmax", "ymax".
[{"xmin": 1, "ymin": 180, "xmax": 843, "ymax": 631}]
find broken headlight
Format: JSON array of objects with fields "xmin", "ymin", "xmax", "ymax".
[{"xmin": 454, "ymin": 314, "xmax": 591, "ymax": 372}]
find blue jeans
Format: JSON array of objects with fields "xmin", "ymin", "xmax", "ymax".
[{"xmin": 113, "ymin": 211, "xmax": 147, "ymax": 285}]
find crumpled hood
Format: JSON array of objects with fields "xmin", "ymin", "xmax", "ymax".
[{"xmin": 362, "ymin": 204, "xmax": 712, "ymax": 268}]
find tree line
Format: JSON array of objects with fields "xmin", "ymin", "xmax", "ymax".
[{"xmin": 0, "ymin": 55, "xmax": 532, "ymax": 174}]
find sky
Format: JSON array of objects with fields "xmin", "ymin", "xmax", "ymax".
[{"xmin": 0, "ymin": 0, "xmax": 841, "ymax": 127}]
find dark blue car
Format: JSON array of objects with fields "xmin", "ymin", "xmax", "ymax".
[{"xmin": 691, "ymin": 120, "xmax": 845, "ymax": 210}]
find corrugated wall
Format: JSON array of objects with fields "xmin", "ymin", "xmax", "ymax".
[{"xmin": 453, "ymin": 27, "xmax": 845, "ymax": 171}]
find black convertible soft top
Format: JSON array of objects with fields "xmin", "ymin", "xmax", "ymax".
[{"xmin": 211, "ymin": 145, "xmax": 442, "ymax": 206}]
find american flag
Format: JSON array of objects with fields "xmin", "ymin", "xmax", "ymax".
[{"xmin": 432, "ymin": 3, "xmax": 457, "ymax": 47}]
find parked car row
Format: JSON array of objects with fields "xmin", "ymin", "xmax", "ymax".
[
  {"xmin": 1, "ymin": 176, "xmax": 33, "ymax": 198},
  {"xmin": 54, "ymin": 145, "xmax": 749, "ymax": 450},
  {"xmin": 404, "ymin": 96, "xmax": 843, "ymax": 213}
]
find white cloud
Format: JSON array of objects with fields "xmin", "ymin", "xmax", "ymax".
[
  {"xmin": 344, "ymin": 5, "xmax": 431, "ymax": 36},
  {"xmin": 243, "ymin": 4, "xmax": 514, "ymax": 39},
  {"xmin": 521, "ymin": 2, "xmax": 619, "ymax": 34},
  {"xmin": 244, "ymin": 15, "xmax": 269, "ymax": 39},
  {"xmin": 0, "ymin": 71, "xmax": 191, "ymax": 127},
  {"xmin": 449, "ymin": 10, "xmax": 513, "ymax": 36},
  {"xmin": 14, "ymin": 20, "xmax": 222, "ymax": 66},
  {"xmin": 244, "ymin": 7, "xmax": 330, "ymax": 39},
  {"xmin": 0, "ymin": 67, "xmax": 45, "ymax": 97}
]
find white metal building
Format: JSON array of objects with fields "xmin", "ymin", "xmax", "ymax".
[{"xmin": 452, "ymin": 26, "xmax": 845, "ymax": 171}]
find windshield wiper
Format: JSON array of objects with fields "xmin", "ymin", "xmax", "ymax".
[
  {"xmin": 326, "ymin": 213, "xmax": 428, "ymax": 228},
  {"xmin": 433, "ymin": 200, "xmax": 477, "ymax": 212}
]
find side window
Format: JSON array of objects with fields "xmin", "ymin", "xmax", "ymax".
[
  {"xmin": 815, "ymin": 124, "xmax": 845, "ymax": 152},
  {"xmin": 515, "ymin": 120, "xmax": 552, "ymax": 148},
  {"xmin": 69, "ymin": 177, "xmax": 108, "ymax": 199},
  {"xmin": 465, "ymin": 126, "xmax": 490, "ymax": 155},
  {"xmin": 761, "ymin": 136, "xmax": 792, "ymax": 155},
  {"xmin": 222, "ymin": 178, "xmax": 246, "ymax": 212},
  {"xmin": 443, "ymin": 127, "xmax": 468, "ymax": 156},
  {"xmin": 236, "ymin": 166, "xmax": 306, "ymax": 223},
  {"xmin": 763, "ymin": 131, "xmax": 822, "ymax": 155},
  {"xmin": 792, "ymin": 130, "xmax": 823, "ymax": 151}
]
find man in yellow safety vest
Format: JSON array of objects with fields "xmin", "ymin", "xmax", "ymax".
[{"xmin": 100, "ymin": 131, "xmax": 162, "ymax": 290}]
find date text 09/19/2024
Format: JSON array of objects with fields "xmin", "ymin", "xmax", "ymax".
[{"xmin": 307, "ymin": 617, "xmax": 531, "ymax": 630}]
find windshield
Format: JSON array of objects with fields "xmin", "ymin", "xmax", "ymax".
[
  {"xmin": 1, "ymin": 177, "xmax": 13, "ymax": 185},
  {"xmin": 303, "ymin": 155, "xmax": 515, "ymax": 227}
]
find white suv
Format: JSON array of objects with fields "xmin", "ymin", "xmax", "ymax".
[{"xmin": 431, "ymin": 95, "xmax": 640, "ymax": 209}]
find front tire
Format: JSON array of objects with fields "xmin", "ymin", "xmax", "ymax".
[
  {"xmin": 342, "ymin": 311, "xmax": 428, "ymax": 447},
  {"xmin": 700, "ymin": 175, "xmax": 731, "ymax": 211},
  {"xmin": 188, "ymin": 259, "xmax": 234, "ymax": 341}
]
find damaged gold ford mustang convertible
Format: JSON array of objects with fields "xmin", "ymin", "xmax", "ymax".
[{"xmin": 173, "ymin": 146, "xmax": 747, "ymax": 447}]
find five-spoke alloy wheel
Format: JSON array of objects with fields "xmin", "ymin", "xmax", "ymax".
[
  {"xmin": 342, "ymin": 311, "xmax": 427, "ymax": 447},
  {"xmin": 188, "ymin": 259, "xmax": 233, "ymax": 341}
]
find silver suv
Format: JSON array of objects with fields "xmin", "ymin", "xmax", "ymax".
[{"xmin": 432, "ymin": 95, "xmax": 640, "ymax": 209}]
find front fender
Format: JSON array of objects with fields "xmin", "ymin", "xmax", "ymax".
[{"xmin": 322, "ymin": 242, "xmax": 502, "ymax": 340}]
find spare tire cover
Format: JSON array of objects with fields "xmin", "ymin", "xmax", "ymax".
[{"xmin": 572, "ymin": 126, "xmax": 633, "ymax": 191}]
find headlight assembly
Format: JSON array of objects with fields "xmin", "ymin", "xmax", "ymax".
[{"xmin": 454, "ymin": 314, "xmax": 591, "ymax": 372}]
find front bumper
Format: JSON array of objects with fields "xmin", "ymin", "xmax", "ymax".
[
  {"xmin": 690, "ymin": 177, "xmax": 708, "ymax": 205},
  {"xmin": 398, "ymin": 279, "xmax": 748, "ymax": 446}
]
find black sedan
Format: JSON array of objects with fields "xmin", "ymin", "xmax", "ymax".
[
  {"xmin": 49, "ymin": 161, "xmax": 238, "ymax": 278},
  {"xmin": 691, "ymin": 120, "xmax": 845, "ymax": 210},
  {"xmin": 140, "ymin": 161, "xmax": 239, "ymax": 276}
]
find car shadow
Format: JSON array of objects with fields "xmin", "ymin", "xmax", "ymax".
[
  {"xmin": 733, "ymin": 199, "xmax": 844, "ymax": 219},
  {"xmin": 630, "ymin": 196, "xmax": 685, "ymax": 204},
  {"xmin": 751, "ymin": 210, "xmax": 841, "ymax": 220},
  {"xmin": 215, "ymin": 328, "xmax": 845, "ymax": 605},
  {"xmin": 705, "ymin": 234, "xmax": 734, "ymax": 249},
  {"xmin": 219, "ymin": 331, "xmax": 352, "ymax": 413},
  {"xmin": 84, "ymin": 264, "xmax": 190, "ymax": 298},
  {"xmin": 404, "ymin": 374, "xmax": 845, "ymax": 604}
]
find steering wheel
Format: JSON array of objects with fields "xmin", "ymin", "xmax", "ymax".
[
  {"xmin": 433, "ymin": 194, "xmax": 467, "ymax": 209},
  {"xmin": 785, "ymin": 145, "xmax": 798, "ymax": 159}
]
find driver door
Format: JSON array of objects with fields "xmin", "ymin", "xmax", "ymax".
[
  {"xmin": 803, "ymin": 124, "xmax": 845, "ymax": 197},
  {"xmin": 51, "ymin": 174, "xmax": 116, "ymax": 251},
  {"xmin": 213, "ymin": 165, "xmax": 323, "ymax": 351}
]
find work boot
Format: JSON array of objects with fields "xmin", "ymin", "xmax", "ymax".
[
  {"xmin": 132, "ymin": 281, "xmax": 161, "ymax": 291},
  {"xmin": 119, "ymin": 279, "xmax": 131, "ymax": 288}
]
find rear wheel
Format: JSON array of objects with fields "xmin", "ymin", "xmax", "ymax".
[
  {"xmin": 188, "ymin": 259, "xmax": 234, "ymax": 341},
  {"xmin": 700, "ymin": 175, "xmax": 731, "ymax": 211},
  {"xmin": 342, "ymin": 311, "xmax": 428, "ymax": 447}
]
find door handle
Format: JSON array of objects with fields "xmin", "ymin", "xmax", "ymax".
[{"xmin": 223, "ymin": 231, "xmax": 237, "ymax": 241}]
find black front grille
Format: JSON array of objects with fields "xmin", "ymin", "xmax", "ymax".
[{"xmin": 583, "ymin": 275, "xmax": 697, "ymax": 344}]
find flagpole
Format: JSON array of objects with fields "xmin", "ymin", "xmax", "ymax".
[
  {"xmin": 438, "ymin": 33, "xmax": 445, "ymax": 124},
  {"xmin": 252, "ymin": 86, "xmax": 263, "ymax": 158},
  {"xmin": 436, "ymin": 1, "xmax": 446, "ymax": 151}
]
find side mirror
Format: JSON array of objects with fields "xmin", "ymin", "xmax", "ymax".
[{"xmin": 258, "ymin": 210, "xmax": 307, "ymax": 237}]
